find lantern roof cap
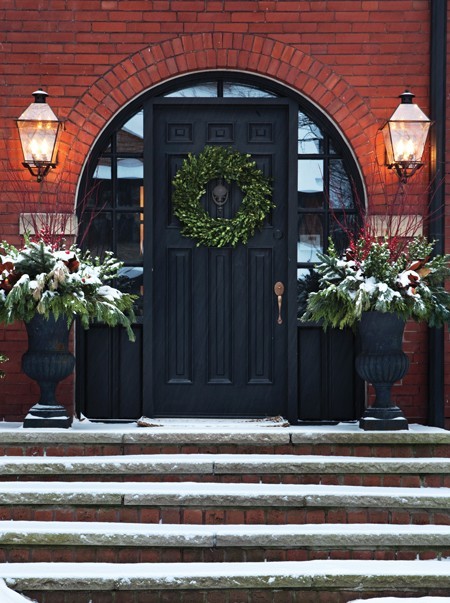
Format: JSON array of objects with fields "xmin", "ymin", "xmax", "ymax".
[
  {"xmin": 32, "ymin": 89, "xmax": 49, "ymax": 100},
  {"xmin": 388, "ymin": 90, "xmax": 431, "ymax": 123},
  {"xmin": 17, "ymin": 89, "xmax": 59, "ymax": 123}
]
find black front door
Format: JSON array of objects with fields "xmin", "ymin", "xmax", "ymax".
[{"xmin": 144, "ymin": 99, "xmax": 297, "ymax": 418}]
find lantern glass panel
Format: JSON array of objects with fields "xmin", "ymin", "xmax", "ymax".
[
  {"xmin": 17, "ymin": 120, "xmax": 60, "ymax": 165},
  {"xmin": 388, "ymin": 121, "xmax": 430, "ymax": 164}
]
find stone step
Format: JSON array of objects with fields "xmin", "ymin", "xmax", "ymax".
[
  {"xmin": 1, "ymin": 422, "xmax": 449, "ymax": 458},
  {"xmin": 0, "ymin": 482, "xmax": 449, "ymax": 525},
  {"xmin": 1, "ymin": 521, "xmax": 449, "ymax": 563},
  {"xmin": 2, "ymin": 560, "xmax": 450, "ymax": 602},
  {"xmin": 0, "ymin": 454, "xmax": 448, "ymax": 486}
]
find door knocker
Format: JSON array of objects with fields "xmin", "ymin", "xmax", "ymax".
[{"xmin": 212, "ymin": 180, "xmax": 229, "ymax": 217}]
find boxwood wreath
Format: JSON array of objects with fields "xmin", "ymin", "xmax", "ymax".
[{"xmin": 172, "ymin": 145, "xmax": 273, "ymax": 247}]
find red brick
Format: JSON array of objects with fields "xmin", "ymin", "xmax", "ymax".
[
  {"xmin": 383, "ymin": 475, "xmax": 402, "ymax": 487},
  {"xmin": 347, "ymin": 510, "xmax": 368, "ymax": 523},
  {"xmin": 13, "ymin": 507, "xmax": 33, "ymax": 521},
  {"xmin": 325, "ymin": 509, "xmax": 345, "ymax": 523},
  {"xmin": 362, "ymin": 475, "xmax": 383, "ymax": 487},
  {"xmin": 199, "ymin": 590, "xmax": 226, "ymax": 603},
  {"xmin": 96, "ymin": 508, "xmax": 119, "ymax": 522},
  {"xmin": 286, "ymin": 549, "xmax": 308, "ymax": 561},
  {"xmin": 423, "ymin": 475, "xmax": 443, "ymax": 487},
  {"xmin": 245, "ymin": 509, "xmax": 266, "ymax": 524},
  {"xmin": 401, "ymin": 476, "xmax": 422, "ymax": 488},
  {"xmin": 412, "ymin": 511, "xmax": 432, "ymax": 525},
  {"xmin": 368, "ymin": 509, "xmax": 390, "ymax": 523},
  {"xmin": 396, "ymin": 550, "xmax": 418, "ymax": 560},
  {"xmin": 374, "ymin": 550, "xmax": 396, "ymax": 560},
  {"xmin": 286, "ymin": 509, "xmax": 306, "ymax": 524},
  {"xmin": 121, "ymin": 508, "xmax": 140, "ymax": 523},
  {"xmin": 226, "ymin": 509, "xmax": 246, "ymax": 523},
  {"xmin": 140, "ymin": 549, "xmax": 161, "ymax": 563},
  {"xmin": 318, "ymin": 475, "xmax": 340, "ymax": 486},
  {"xmin": 306, "ymin": 509, "xmax": 326, "ymax": 523},
  {"xmin": 391, "ymin": 511, "xmax": 412, "ymax": 524},
  {"xmin": 140, "ymin": 508, "xmax": 161, "ymax": 523},
  {"xmin": 420, "ymin": 550, "xmax": 438, "ymax": 560},
  {"xmin": 266, "ymin": 509, "xmax": 286, "ymax": 525},
  {"xmin": 33, "ymin": 509, "xmax": 53, "ymax": 521},
  {"xmin": 343, "ymin": 475, "xmax": 363, "ymax": 486},
  {"xmin": 160, "ymin": 508, "xmax": 182, "ymax": 524},
  {"xmin": 352, "ymin": 550, "xmax": 374, "ymax": 560}
]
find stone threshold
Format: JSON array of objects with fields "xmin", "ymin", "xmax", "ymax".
[
  {"xmin": 0, "ymin": 419, "xmax": 448, "ymax": 445},
  {"xmin": 1, "ymin": 521, "xmax": 449, "ymax": 548},
  {"xmin": 1, "ymin": 560, "xmax": 450, "ymax": 591}
]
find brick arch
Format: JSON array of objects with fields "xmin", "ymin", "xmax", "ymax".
[{"xmin": 63, "ymin": 33, "xmax": 379, "ymax": 194}]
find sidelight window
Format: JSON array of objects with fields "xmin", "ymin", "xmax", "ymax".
[{"xmin": 296, "ymin": 111, "xmax": 359, "ymax": 318}]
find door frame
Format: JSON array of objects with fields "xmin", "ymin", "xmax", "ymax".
[{"xmin": 142, "ymin": 97, "xmax": 299, "ymax": 421}]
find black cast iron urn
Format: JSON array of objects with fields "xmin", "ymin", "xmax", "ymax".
[
  {"xmin": 22, "ymin": 314, "xmax": 74, "ymax": 428},
  {"xmin": 356, "ymin": 311, "xmax": 409, "ymax": 431}
]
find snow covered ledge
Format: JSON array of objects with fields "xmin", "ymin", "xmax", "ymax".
[{"xmin": 1, "ymin": 560, "xmax": 450, "ymax": 591}]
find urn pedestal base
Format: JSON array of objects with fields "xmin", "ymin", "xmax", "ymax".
[
  {"xmin": 359, "ymin": 406, "xmax": 409, "ymax": 431},
  {"xmin": 23, "ymin": 404, "xmax": 72, "ymax": 429}
]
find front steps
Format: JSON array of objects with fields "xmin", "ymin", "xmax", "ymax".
[{"xmin": 0, "ymin": 420, "xmax": 449, "ymax": 602}]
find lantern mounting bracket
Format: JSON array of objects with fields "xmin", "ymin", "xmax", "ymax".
[
  {"xmin": 386, "ymin": 160, "xmax": 423, "ymax": 184},
  {"xmin": 22, "ymin": 161, "xmax": 57, "ymax": 183}
]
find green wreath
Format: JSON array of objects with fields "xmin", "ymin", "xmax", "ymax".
[{"xmin": 172, "ymin": 145, "xmax": 273, "ymax": 247}]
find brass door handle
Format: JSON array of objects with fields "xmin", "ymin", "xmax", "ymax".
[{"xmin": 274, "ymin": 281, "xmax": 285, "ymax": 325}]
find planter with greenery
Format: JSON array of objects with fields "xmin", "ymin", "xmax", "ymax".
[
  {"xmin": 302, "ymin": 229, "xmax": 450, "ymax": 430},
  {"xmin": 0, "ymin": 233, "xmax": 136, "ymax": 428}
]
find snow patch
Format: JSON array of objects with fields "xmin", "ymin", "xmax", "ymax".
[{"xmin": 0, "ymin": 579, "xmax": 36, "ymax": 602}]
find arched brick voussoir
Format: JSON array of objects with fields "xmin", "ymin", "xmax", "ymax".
[{"xmin": 65, "ymin": 33, "xmax": 378, "ymax": 184}]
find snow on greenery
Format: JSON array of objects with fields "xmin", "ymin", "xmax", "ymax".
[
  {"xmin": 302, "ymin": 231, "xmax": 450, "ymax": 330},
  {"xmin": 0, "ymin": 234, "xmax": 136, "ymax": 341}
]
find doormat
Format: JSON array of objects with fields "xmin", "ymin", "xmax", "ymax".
[{"xmin": 136, "ymin": 416, "xmax": 290, "ymax": 428}]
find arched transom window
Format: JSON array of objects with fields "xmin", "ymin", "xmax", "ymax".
[{"xmin": 78, "ymin": 75, "xmax": 363, "ymax": 319}]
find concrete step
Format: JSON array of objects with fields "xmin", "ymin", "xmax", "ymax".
[
  {"xmin": 0, "ymin": 482, "xmax": 449, "ymax": 525},
  {"xmin": 2, "ymin": 560, "xmax": 450, "ymax": 602},
  {"xmin": 1, "ymin": 421, "xmax": 449, "ymax": 458},
  {"xmin": 1, "ymin": 521, "xmax": 449, "ymax": 563},
  {"xmin": 0, "ymin": 454, "xmax": 448, "ymax": 486}
]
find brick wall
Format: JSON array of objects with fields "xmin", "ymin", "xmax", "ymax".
[{"xmin": 0, "ymin": 0, "xmax": 447, "ymax": 425}]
